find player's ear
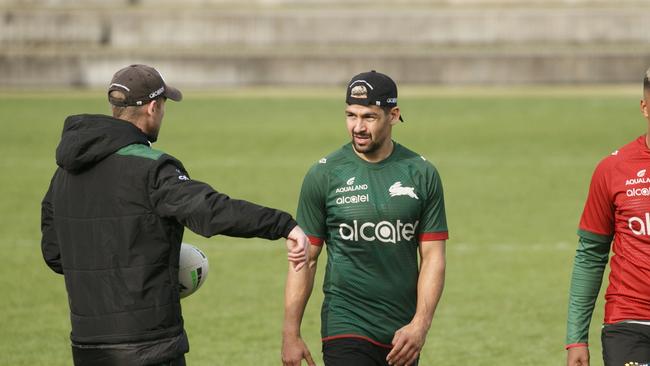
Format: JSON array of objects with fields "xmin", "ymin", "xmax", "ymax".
[
  {"xmin": 147, "ymin": 99, "xmax": 164, "ymax": 117},
  {"xmin": 146, "ymin": 100, "xmax": 157, "ymax": 116},
  {"xmin": 641, "ymin": 98, "xmax": 649, "ymax": 118},
  {"xmin": 389, "ymin": 107, "xmax": 401, "ymax": 126}
]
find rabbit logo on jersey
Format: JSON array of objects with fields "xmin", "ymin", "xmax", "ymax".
[
  {"xmin": 339, "ymin": 219, "xmax": 419, "ymax": 244},
  {"xmin": 389, "ymin": 182, "xmax": 418, "ymax": 199}
]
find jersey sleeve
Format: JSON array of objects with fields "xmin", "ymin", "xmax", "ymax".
[
  {"xmin": 296, "ymin": 164, "xmax": 328, "ymax": 246},
  {"xmin": 565, "ymin": 230, "xmax": 611, "ymax": 348},
  {"xmin": 419, "ymin": 165, "xmax": 449, "ymax": 241},
  {"xmin": 566, "ymin": 158, "xmax": 614, "ymax": 348},
  {"xmin": 578, "ymin": 159, "xmax": 614, "ymax": 237}
]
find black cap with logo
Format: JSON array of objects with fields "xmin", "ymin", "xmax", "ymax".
[
  {"xmin": 108, "ymin": 64, "xmax": 182, "ymax": 107},
  {"xmin": 345, "ymin": 70, "xmax": 403, "ymax": 121}
]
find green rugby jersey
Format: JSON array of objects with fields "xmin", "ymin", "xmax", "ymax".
[{"xmin": 297, "ymin": 142, "xmax": 448, "ymax": 347}]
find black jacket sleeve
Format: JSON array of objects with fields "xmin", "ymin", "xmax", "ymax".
[
  {"xmin": 41, "ymin": 172, "xmax": 63, "ymax": 274},
  {"xmin": 149, "ymin": 157, "xmax": 297, "ymax": 240}
]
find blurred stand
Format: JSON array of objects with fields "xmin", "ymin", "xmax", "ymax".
[{"xmin": 1, "ymin": 0, "xmax": 649, "ymax": 88}]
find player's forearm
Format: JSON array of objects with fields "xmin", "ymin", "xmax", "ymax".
[
  {"xmin": 412, "ymin": 241, "xmax": 446, "ymax": 329},
  {"xmin": 283, "ymin": 261, "xmax": 318, "ymax": 337},
  {"xmin": 566, "ymin": 231, "xmax": 611, "ymax": 346}
]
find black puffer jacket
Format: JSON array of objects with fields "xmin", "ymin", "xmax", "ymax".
[{"xmin": 41, "ymin": 114, "xmax": 296, "ymax": 366}]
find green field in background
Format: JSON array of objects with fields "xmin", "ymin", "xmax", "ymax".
[{"xmin": 0, "ymin": 87, "xmax": 643, "ymax": 365}]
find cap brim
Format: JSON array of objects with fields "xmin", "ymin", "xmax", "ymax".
[
  {"xmin": 165, "ymin": 85, "xmax": 183, "ymax": 102},
  {"xmin": 346, "ymin": 97, "xmax": 371, "ymax": 106}
]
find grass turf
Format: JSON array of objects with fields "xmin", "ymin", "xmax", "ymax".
[{"xmin": 0, "ymin": 87, "xmax": 642, "ymax": 365}]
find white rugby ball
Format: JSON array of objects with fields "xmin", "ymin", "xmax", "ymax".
[{"xmin": 179, "ymin": 243, "xmax": 209, "ymax": 299}]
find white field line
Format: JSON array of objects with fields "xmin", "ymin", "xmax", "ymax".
[{"xmin": 451, "ymin": 241, "xmax": 574, "ymax": 252}]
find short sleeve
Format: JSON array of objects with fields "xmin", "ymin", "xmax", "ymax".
[
  {"xmin": 578, "ymin": 159, "xmax": 615, "ymax": 237},
  {"xmin": 419, "ymin": 165, "xmax": 449, "ymax": 241},
  {"xmin": 296, "ymin": 165, "xmax": 327, "ymax": 246}
]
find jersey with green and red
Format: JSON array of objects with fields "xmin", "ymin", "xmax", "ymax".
[
  {"xmin": 296, "ymin": 142, "xmax": 448, "ymax": 348},
  {"xmin": 579, "ymin": 135, "xmax": 650, "ymax": 325}
]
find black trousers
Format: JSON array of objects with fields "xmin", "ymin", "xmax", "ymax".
[
  {"xmin": 602, "ymin": 322, "xmax": 650, "ymax": 366},
  {"xmin": 323, "ymin": 338, "xmax": 418, "ymax": 366},
  {"xmin": 72, "ymin": 347, "xmax": 186, "ymax": 366}
]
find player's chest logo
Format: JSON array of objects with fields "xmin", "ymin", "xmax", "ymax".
[
  {"xmin": 335, "ymin": 176, "xmax": 368, "ymax": 194},
  {"xmin": 389, "ymin": 181, "xmax": 418, "ymax": 200},
  {"xmin": 625, "ymin": 169, "xmax": 650, "ymax": 185},
  {"xmin": 624, "ymin": 169, "xmax": 650, "ymax": 198},
  {"xmin": 334, "ymin": 176, "xmax": 369, "ymax": 205},
  {"xmin": 617, "ymin": 168, "xmax": 650, "ymax": 237}
]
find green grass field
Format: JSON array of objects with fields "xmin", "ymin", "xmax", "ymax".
[{"xmin": 0, "ymin": 86, "xmax": 644, "ymax": 365}]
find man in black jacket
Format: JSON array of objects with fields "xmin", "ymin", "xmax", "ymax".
[{"xmin": 41, "ymin": 64, "xmax": 309, "ymax": 366}]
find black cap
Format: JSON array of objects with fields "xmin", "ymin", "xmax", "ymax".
[
  {"xmin": 346, "ymin": 70, "xmax": 403, "ymax": 121},
  {"xmin": 108, "ymin": 64, "xmax": 182, "ymax": 107}
]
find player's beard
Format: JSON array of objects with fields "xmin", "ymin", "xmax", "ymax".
[{"xmin": 351, "ymin": 133, "xmax": 380, "ymax": 155}]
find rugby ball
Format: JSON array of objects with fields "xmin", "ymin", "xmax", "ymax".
[{"xmin": 179, "ymin": 243, "xmax": 209, "ymax": 298}]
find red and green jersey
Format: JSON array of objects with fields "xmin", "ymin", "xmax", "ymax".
[
  {"xmin": 297, "ymin": 142, "xmax": 448, "ymax": 347},
  {"xmin": 580, "ymin": 135, "xmax": 650, "ymax": 323},
  {"xmin": 569, "ymin": 135, "xmax": 650, "ymax": 346}
]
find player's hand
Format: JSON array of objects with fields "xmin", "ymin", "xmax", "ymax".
[
  {"xmin": 286, "ymin": 226, "xmax": 309, "ymax": 272},
  {"xmin": 386, "ymin": 321, "xmax": 428, "ymax": 366},
  {"xmin": 282, "ymin": 334, "xmax": 316, "ymax": 366},
  {"xmin": 567, "ymin": 346, "xmax": 589, "ymax": 366}
]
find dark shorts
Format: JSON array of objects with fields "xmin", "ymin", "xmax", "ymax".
[
  {"xmin": 602, "ymin": 322, "xmax": 650, "ymax": 366},
  {"xmin": 322, "ymin": 338, "xmax": 418, "ymax": 366},
  {"xmin": 149, "ymin": 355, "xmax": 186, "ymax": 366}
]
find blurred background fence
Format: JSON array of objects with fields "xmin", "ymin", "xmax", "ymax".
[{"xmin": 1, "ymin": 0, "xmax": 650, "ymax": 87}]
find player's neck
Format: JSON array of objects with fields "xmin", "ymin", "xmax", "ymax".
[{"xmin": 355, "ymin": 140, "xmax": 394, "ymax": 163}]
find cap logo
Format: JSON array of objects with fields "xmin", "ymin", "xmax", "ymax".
[
  {"xmin": 149, "ymin": 86, "xmax": 165, "ymax": 99},
  {"xmin": 387, "ymin": 97, "xmax": 397, "ymax": 104},
  {"xmin": 350, "ymin": 85, "xmax": 368, "ymax": 99}
]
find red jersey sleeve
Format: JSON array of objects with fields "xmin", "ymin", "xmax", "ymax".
[{"xmin": 578, "ymin": 158, "xmax": 615, "ymax": 237}]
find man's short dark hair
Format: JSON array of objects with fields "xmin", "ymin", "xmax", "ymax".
[
  {"xmin": 381, "ymin": 106, "xmax": 401, "ymax": 121},
  {"xmin": 644, "ymin": 69, "xmax": 650, "ymax": 92}
]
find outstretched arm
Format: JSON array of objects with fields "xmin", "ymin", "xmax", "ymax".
[
  {"xmin": 150, "ymin": 159, "xmax": 298, "ymax": 240},
  {"xmin": 286, "ymin": 226, "xmax": 310, "ymax": 272}
]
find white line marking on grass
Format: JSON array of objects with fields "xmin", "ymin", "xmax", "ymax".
[{"xmin": 452, "ymin": 241, "xmax": 573, "ymax": 252}]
